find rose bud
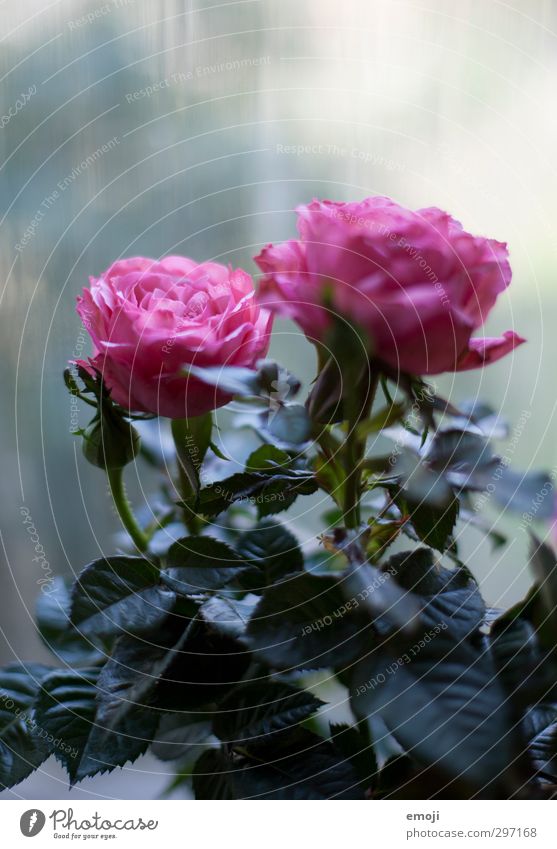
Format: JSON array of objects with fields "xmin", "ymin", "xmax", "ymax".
[{"xmin": 82, "ymin": 412, "xmax": 140, "ymax": 471}]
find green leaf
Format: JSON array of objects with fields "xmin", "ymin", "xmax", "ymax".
[
  {"xmin": 329, "ymin": 722, "xmax": 376, "ymax": 792},
  {"xmin": 341, "ymin": 561, "xmax": 422, "ymax": 639},
  {"xmin": 391, "ymin": 451, "xmax": 455, "ymax": 508},
  {"xmin": 364, "ymin": 519, "xmax": 401, "ymax": 561},
  {"xmin": 184, "ymin": 364, "xmax": 262, "ymax": 397},
  {"xmin": 351, "ymin": 634, "xmax": 519, "ymax": 795},
  {"xmin": 34, "ymin": 667, "xmax": 101, "ymax": 783},
  {"xmin": 525, "ymin": 704, "xmax": 557, "ymax": 783},
  {"xmin": 246, "ymin": 572, "xmax": 374, "ymax": 670},
  {"xmin": 383, "ymin": 549, "xmax": 484, "ymax": 641},
  {"xmin": 488, "ymin": 469, "xmax": 554, "ymax": 518},
  {"xmin": 453, "ymin": 399, "xmax": 504, "ymax": 431},
  {"xmin": 213, "ymin": 681, "xmax": 323, "ymax": 747},
  {"xmin": 153, "ymin": 618, "xmax": 251, "ymax": 711},
  {"xmin": 185, "ymin": 360, "xmax": 301, "ymax": 403},
  {"xmin": 313, "ymin": 452, "xmax": 345, "ymax": 507},
  {"xmin": 266, "ymin": 404, "xmax": 311, "ymax": 445},
  {"xmin": 242, "ymin": 445, "xmax": 312, "ymax": 516},
  {"xmin": 427, "ymin": 429, "xmax": 494, "ymax": 476},
  {"xmin": 376, "ymin": 753, "xmax": 419, "ymax": 797},
  {"xmin": 425, "ymin": 431, "xmax": 554, "ymax": 518},
  {"xmin": 35, "ymin": 666, "xmax": 158, "ymax": 784},
  {"xmin": 36, "ymin": 577, "xmax": 103, "ymax": 663},
  {"xmin": 194, "ymin": 733, "xmax": 363, "ymax": 799},
  {"xmin": 93, "ymin": 618, "xmax": 193, "ymax": 732},
  {"xmin": 254, "ymin": 480, "xmax": 302, "ymax": 518},
  {"xmin": 421, "ymin": 584, "xmax": 485, "ymax": 642},
  {"xmin": 199, "ymin": 594, "xmax": 259, "ymax": 640},
  {"xmin": 529, "ymin": 535, "xmax": 557, "ymax": 647},
  {"xmin": 192, "ymin": 748, "xmax": 237, "ymax": 799},
  {"xmin": 171, "ymin": 414, "xmax": 213, "ymax": 500},
  {"xmin": 497, "ymin": 567, "xmax": 557, "ymax": 670},
  {"xmin": 235, "ymin": 520, "xmax": 304, "ymax": 587},
  {"xmin": 0, "ymin": 664, "xmax": 52, "ymax": 789},
  {"xmin": 151, "ymin": 713, "xmax": 213, "ymax": 762},
  {"xmin": 182, "ymin": 470, "xmax": 317, "ymax": 519},
  {"xmin": 253, "ymin": 361, "xmax": 303, "ymax": 399},
  {"xmin": 70, "ymin": 557, "xmax": 175, "ymax": 640},
  {"xmin": 334, "ymin": 538, "xmax": 422, "ymax": 638},
  {"xmin": 245, "ymin": 445, "xmax": 292, "ymax": 472},
  {"xmin": 490, "ymin": 616, "xmax": 548, "ymax": 707},
  {"xmin": 403, "ymin": 495, "xmax": 459, "ymax": 552},
  {"xmin": 65, "ymin": 363, "xmax": 100, "ymax": 401},
  {"xmin": 357, "ymin": 402, "xmax": 407, "ymax": 437},
  {"xmin": 78, "ymin": 682, "xmax": 159, "ymax": 783},
  {"xmin": 381, "ymin": 548, "xmax": 446, "ymax": 595},
  {"xmin": 162, "ymin": 536, "xmax": 246, "ymax": 595},
  {"xmin": 209, "ymin": 440, "xmax": 230, "ymax": 462},
  {"xmin": 53, "ymin": 620, "xmax": 195, "ymax": 781}
]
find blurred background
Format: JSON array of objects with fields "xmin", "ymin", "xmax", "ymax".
[{"xmin": 1, "ymin": 0, "xmax": 557, "ymax": 798}]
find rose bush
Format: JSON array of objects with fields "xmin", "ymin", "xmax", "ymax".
[
  {"xmin": 5, "ymin": 196, "xmax": 556, "ymax": 802},
  {"xmin": 77, "ymin": 255, "xmax": 272, "ymax": 418},
  {"xmin": 255, "ymin": 197, "xmax": 524, "ymax": 375}
]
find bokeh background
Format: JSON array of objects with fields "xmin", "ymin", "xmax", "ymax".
[{"xmin": 1, "ymin": 0, "xmax": 557, "ymax": 798}]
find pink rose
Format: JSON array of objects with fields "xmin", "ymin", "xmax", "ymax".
[
  {"xmin": 76, "ymin": 256, "xmax": 272, "ymax": 418},
  {"xmin": 255, "ymin": 197, "xmax": 525, "ymax": 375}
]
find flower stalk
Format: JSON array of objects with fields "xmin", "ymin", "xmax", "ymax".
[
  {"xmin": 106, "ymin": 466, "xmax": 149, "ymax": 553},
  {"xmin": 342, "ymin": 365, "xmax": 379, "ymax": 529},
  {"xmin": 171, "ymin": 414, "xmax": 212, "ymax": 535}
]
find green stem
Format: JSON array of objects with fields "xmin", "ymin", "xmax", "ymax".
[
  {"xmin": 107, "ymin": 466, "xmax": 149, "ymax": 553},
  {"xmin": 343, "ymin": 432, "xmax": 362, "ymax": 529},
  {"xmin": 171, "ymin": 416, "xmax": 212, "ymax": 535},
  {"xmin": 343, "ymin": 366, "xmax": 380, "ymax": 530}
]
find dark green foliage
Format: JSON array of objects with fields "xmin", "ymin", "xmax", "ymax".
[
  {"xmin": 10, "ymin": 379, "xmax": 556, "ymax": 799},
  {"xmin": 235, "ymin": 519, "xmax": 304, "ymax": 587},
  {"xmin": 193, "ymin": 731, "xmax": 363, "ymax": 799},
  {"xmin": 12, "ymin": 516, "xmax": 556, "ymax": 798},
  {"xmin": 179, "ymin": 469, "xmax": 317, "ymax": 519},
  {"xmin": 71, "ymin": 556, "xmax": 175, "ymax": 640},
  {"xmin": 36, "ymin": 578, "xmax": 103, "ymax": 663},
  {"xmin": 246, "ymin": 572, "xmax": 376, "ymax": 670},
  {"xmin": 0, "ymin": 664, "xmax": 52, "ymax": 788},
  {"xmin": 162, "ymin": 536, "xmax": 246, "ymax": 595},
  {"xmin": 212, "ymin": 681, "xmax": 323, "ymax": 747}
]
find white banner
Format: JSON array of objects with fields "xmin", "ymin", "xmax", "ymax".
[{"xmin": 0, "ymin": 800, "xmax": 554, "ymax": 848}]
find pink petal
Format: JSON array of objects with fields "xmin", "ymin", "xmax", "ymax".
[{"xmin": 456, "ymin": 330, "xmax": 526, "ymax": 371}]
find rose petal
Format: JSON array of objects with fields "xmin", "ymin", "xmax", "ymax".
[{"xmin": 456, "ymin": 330, "xmax": 526, "ymax": 371}]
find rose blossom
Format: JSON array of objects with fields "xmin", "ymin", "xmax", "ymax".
[
  {"xmin": 76, "ymin": 256, "xmax": 272, "ymax": 418},
  {"xmin": 255, "ymin": 197, "xmax": 525, "ymax": 375}
]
